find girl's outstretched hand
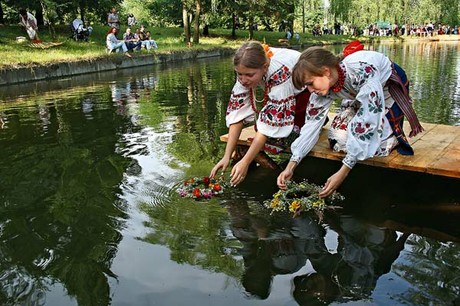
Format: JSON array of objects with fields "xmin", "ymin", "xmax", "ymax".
[
  {"xmin": 229, "ymin": 160, "xmax": 249, "ymax": 186},
  {"xmin": 277, "ymin": 168, "xmax": 294, "ymax": 190},
  {"xmin": 319, "ymin": 165, "xmax": 350, "ymax": 198},
  {"xmin": 210, "ymin": 157, "xmax": 230, "ymax": 178}
]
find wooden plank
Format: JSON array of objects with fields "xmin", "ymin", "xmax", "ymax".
[
  {"xmin": 220, "ymin": 117, "xmax": 460, "ymax": 179},
  {"xmin": 426, "ymin": 133, "xmax": 460, "ymax": 177},
  {"xmin": 389, "ymin": 124, "xmax": 458, "ymax": 175}
]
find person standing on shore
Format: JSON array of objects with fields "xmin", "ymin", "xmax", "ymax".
[
  {"xmin": 19, "ymin": 8, "xmax": 41, "ymax": 43},
  {"xmin": 107, "ymin": 7, "xmax": 120, "ymax": 31}
]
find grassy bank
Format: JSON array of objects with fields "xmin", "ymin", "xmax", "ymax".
[
  {"xmin": 2, "ymin": 24, "xmax": 458, "ymax": 70},
  {"xmin": 0, "ymin": 24, "xmax": 359, "ymax": 69}
]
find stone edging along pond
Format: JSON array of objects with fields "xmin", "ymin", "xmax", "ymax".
[
  {"xmin": 0, "ymin": 47, "xmax": 237, "ymax": 86},
  {"xmin": 3, "ymin": 35, "xmax": 457, "ymax": 87}
]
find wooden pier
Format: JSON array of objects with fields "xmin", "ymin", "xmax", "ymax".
[{"xmin": 220, "ymin": 117, "xmax": 460, "ymax": 179}]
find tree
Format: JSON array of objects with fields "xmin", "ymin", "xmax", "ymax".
[
  {"xmin": 193, "ymin": 0, "xmax": 201, "ymax": 44},
  {"xmin": 182, "ymin": 0, "xmax": 191, "ymax": 44}
]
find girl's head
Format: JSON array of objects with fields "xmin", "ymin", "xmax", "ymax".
[
  {"xmin": 19, "ymin": 8, "xmax": 27, "ymax": 18},
  {"xmin": 107, "ymin": 27, "xmax": 117, "ymax": 35},
  {"xmin": 233, "ymin": 41, "xmax": 269, "ymax": 88},
  {"xmin": 292, "ymin": 47, "xmax": 341, "ymax": 95}
]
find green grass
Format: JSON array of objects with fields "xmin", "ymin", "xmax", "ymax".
[{"xmin": 0, "ymin": 24, "xmax": 368, "ymax": 69}]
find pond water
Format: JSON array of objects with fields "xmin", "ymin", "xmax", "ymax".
[{"xmin": 0, "ymin": 42, "xmax": 459, "ymax": 306}]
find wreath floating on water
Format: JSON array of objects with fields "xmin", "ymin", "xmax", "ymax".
[
  {"xmin": 178, "ymin": 176, "xmax": 226, "ymax": 200},
  {"xmin": 264, "ymin": 180, "xmax": 344, "ymax": 218}
]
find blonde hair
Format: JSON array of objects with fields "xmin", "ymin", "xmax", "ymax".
[
  {"xmin": 292, "ymin": 47, "xmax": 342, "ymax": 89},
  {"xmin": 233, "ymin": 41, "xmax": 268, "ymax": 69}
]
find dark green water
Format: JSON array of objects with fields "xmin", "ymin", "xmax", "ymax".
[{"xmin": 0, "ymin": 42, "xmax": 459, "ymax": 306}]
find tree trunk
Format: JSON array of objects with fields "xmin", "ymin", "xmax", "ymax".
[
  {"xmin": 231, "ymin": 12, "xmax": 236, "ymax": 38},
  {"xmin": 286, "ymin": 2, "xmax": 295, "ymax": 34},
  {"xmin": 248, "ymin": 15, "xmax": 254, "ymax": 40},
  {"xmin": 193, "ymin": 0, "xmax": 201, "ymax": 44},
  {"xmin": 36, "ymin": 5, "xmax": 44, "ymax": 26},
  {"xmin": 79, "ymin": 0, "xmax": 86, "ymax": 24},
  {"xmin": 182, "ymin": 4, "xmax": 190, "ymax": 44},
  {"xmin": 0, "ymin": 1, "xmax": 4, "ymax": 25}
]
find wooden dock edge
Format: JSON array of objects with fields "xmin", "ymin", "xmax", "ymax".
[{"xmin": 220, "ymin": 117, "xmax": 460, "ymax": 179}]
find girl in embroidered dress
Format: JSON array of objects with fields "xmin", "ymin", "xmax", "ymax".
[
  {"xmin": 209, "ymin": 41, "xmax": 310, "ymax": 186},
  {"xmin": 277, "ymin": 45, "xmax": 423, "ymax": 197}
]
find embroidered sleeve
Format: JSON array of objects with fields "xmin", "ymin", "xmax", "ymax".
[
  {"xmin": 344, "ymin": 73, "xmax": 386, "ymax": 168},
  {"xmin": 225, "ymin": 81, "xmax": 255, "ymax": 127},
  {"xmin": 290, "ymin": 94, "xmax": 332, "ymax": 163}
]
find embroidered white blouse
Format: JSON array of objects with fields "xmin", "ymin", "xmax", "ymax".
[
  {"xmin": 290, "ymin": 50, "xmax": 397, "ymax": 169},
  {"xmin": 225, "ymin": 47, "xmax": 304, "ymax": 138}
]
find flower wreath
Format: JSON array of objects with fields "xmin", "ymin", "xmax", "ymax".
[
  {"xmin": 264, "ymin": 180, "xmax": 344, "ymax": 217},
  {"xmin": 178, "ymin": 176, "xmax": 226, "ymax": 200}
]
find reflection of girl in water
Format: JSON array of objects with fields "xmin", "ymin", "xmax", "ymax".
[
  {"xmin": 292, "ymin": 214, "xmax": 410, "ymax": 304},
  {"xmin": 227, "ymin": 200, "xmax": 327, "ymax": 299}
]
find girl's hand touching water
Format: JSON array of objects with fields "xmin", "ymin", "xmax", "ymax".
[
  {"xmin": 210, "ymin": 157, "xmax": 231, "ymax": 178},
  {"xmin": 319, "ymin": 165, "xmax": 350, "ymax": 198},
  {"xmin": 229, "ymin": 160, "xmax": 249, "ymax": 186},
  {"xmin": 277, "ymin": 161, "xmax": 297, "ymax": 190},
  {"xmin": 277, "ymin": 168, "xmax": 294, "ymax": 190}
]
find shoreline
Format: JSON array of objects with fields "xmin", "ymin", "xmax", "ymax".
[
  {"xmin": 0, "ymin": 35, "xmax": 458, "ymax": 87},
  {"xmin": 0, "ymin": 47, "xmax": 236, "ymax": 87}
]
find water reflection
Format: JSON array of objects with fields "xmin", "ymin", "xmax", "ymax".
[
  {"xmin": 365, "ymin": 41, "xmax": 460, "ymax": 125},
  {"xmin": 0, "ymin": 42, "xmax": 459, "ymax": 305},
  {"xmin": 0, "ymin": 90, "xmax": 132, "ymax": 305}
]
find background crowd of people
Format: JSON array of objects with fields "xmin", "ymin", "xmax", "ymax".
[
  {"xmin": 18, "ymin": 6, "xmax": 158, "ymax": 57},
  {"xmin": 313, "ymin": 21, "xmax": 460, "ymax": 37},
  {"xmin": 105, "ymin": 7, "xmax": 158, "ymax": 56}
]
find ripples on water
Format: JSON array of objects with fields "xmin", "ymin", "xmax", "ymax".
[{"xmin": 0, "ymin": 44, "xmax": 459, "ymax": 306}]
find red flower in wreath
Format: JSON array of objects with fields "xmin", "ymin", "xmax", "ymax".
[
  {"xmin": 184, "ymin": 177, "xmax": 195, "ymax": 185},
  {"xmin": 193, "ymin": 188, "xmax": 202, "ymax": 198},
  {"xmin": 178, "ymin": 176, "xmax": 226, "ymax": 200}
]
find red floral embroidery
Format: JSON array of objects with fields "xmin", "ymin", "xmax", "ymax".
[
  {"xmin": 354, "ymin": 122, "xmax": 366, "ymax": 134},
  {"xmin": 308, "ymin": 108, "xmax": 319, "ymax": 116}
]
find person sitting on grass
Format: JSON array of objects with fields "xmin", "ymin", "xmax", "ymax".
[
  {"xmin": 134, "ymin": 28, "xmax": 149, "ymax": 50},
  {"xmin": 138, "ymin": 25, "xmax": 158, "ymax": 50},
  {"xmin": 19, "ymin": 8, "xmax": 41, "ymax": 43},
  {"xmin": 106, "ymin": 27, "xmax": 132, "ymax": 58},
  {"xmin": 122, "ymin": 27, "xmax": 141, "ymax": 52},
  {"xmin": 144, "ymin": 31, "xmax": 158, "ymax": 49}
]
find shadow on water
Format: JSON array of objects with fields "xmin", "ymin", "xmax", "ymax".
[
  {"xmin": 240, "ymin": 156, "xmax": 460, "ymax": 241},
  {"xmin": 230, "ymin": 158, "xmax": 460, "ymax": 305}
]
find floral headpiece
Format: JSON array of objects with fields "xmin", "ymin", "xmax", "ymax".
[{"xmin": 262, "ymin": 43, "xmax": 273, "ymax": 58}]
